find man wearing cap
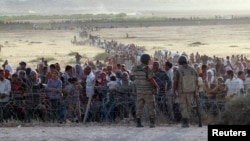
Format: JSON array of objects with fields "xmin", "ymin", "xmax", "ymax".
[{"xmin": 131, "ymin": 54, "xmax": 159, "ymax": 128}]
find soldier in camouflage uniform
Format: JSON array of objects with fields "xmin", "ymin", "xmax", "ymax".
[
  {"xmin": 173, "ymin": 56, "xmax": 198, "ymax": 128},
  {"xmin": 131, "ymin": 54, "xmax": 157, "ymax": 128}
]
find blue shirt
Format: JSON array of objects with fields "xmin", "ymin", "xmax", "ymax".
[{"xmin": 46, "ymin": 79, "xmax": 62, "ymax": 100}]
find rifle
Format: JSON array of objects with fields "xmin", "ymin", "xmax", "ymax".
[{"xmin": 194, "ymin": 92, "xmax": 202, "ymax": 127}]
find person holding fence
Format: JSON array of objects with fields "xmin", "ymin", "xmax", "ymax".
[
  {"xmin": 63, "ymin": 77, "xmax": 82, "ymax": 123},
  {"xmin": 117, "ymin": 71, "xmax": 136, "ymax": 120},
  {"xmin": 152, "ymin": 61, "xmax": 171, "ymax": 118},
  {"xmin": 45, "ymin": 70, "xmax": 63, "ymax": 123}
]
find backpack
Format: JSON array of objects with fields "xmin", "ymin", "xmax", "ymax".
[{"xmin": 177, "ymin": 65, "xmax": 197, "ymax": 94}]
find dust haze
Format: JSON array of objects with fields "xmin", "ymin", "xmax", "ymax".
[{"xmin": 1, "ymin": 0, "xmax": 250, "ymax": 17}]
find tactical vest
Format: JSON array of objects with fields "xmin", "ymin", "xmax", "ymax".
[
  {"xmin": 132, "ymin": 64, "xmax": 153, "ymax": 94},
  {"xmin": 177, "ymin": 65, "xmax": 197, "ymax": 94}
]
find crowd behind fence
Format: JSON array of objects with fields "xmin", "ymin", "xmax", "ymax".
[
  {"xmin": 0, "ymin": 65, "xmax": 238, "ymax": 126},
  {"xmin": 2, "ymin": 35, "xmax": 250, "ymax": 125}
]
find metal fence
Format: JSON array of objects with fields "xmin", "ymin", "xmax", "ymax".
[{"xmin": 0, "ymin": 88, "xmax": 231, "ymax": 126}]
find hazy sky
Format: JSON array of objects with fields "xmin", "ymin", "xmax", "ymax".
[
  {"xmin": 120, "ymin": 0, "xmax": 250, "ymax": 11},
  {"xmin": 1, "ymin": 0, "xmax": 250, "ymax": 15}
]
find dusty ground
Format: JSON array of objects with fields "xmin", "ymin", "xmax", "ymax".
[
  {"xmin": 0, "ymin": 30, "xmax": 105, "ymax": 69},
  {"xmin": 93, "ymin": 24, "xmax": 250, "ymax": 58},
  {"xmin": 0, "ymin": 124, "xmax": 207, "ymax": 141}
]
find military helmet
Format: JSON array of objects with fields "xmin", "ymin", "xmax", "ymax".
[
  {"xmin": 178, "ymin": 55, "xmax": 188, "ymax": 63},
  {"xmin": 140, "ymin": 54, "xmax": 151, "ymax": 62}
]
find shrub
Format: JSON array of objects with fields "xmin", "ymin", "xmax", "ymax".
[
  {"xmin": 188, "ymin": 42, "xmax": 207, "ymax": 47},
  {"xmin": 220, "ymin": 96, "xmax": 250, "ymax": 125},
  {"xmin": 68, "ymin": 51, "xmax": 78, "ymax": 56},
  {"xmin": 30, "ymin": 57, "xmax": 55, "ymax": 63},
  {"xmin": 67, "ymin": 51, "xmax": 87, "ymax": 59},
  {"xmin": 94, "ymin": 52, "xmax": 110, "ymax": 61}
]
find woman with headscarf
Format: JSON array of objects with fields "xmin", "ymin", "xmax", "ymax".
[
  {"xmin": 204, "ymin": 69, "xmax": 219, "ymax": 116},
  {"xmin": 204, "ymin": 69, "xmax": 218, "ymax": 99},
  {"xmin": 27, "ymin": 70, "xmax": 43, "ymax": 93}
]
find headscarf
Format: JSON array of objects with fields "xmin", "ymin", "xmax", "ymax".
[{"xmin": 206, "ymin": 69, "xmax": 215, "ymax": 89}]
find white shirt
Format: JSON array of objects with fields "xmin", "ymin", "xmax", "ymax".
[
  {"xmin": 86, "ymin": 72, "xmax": 95, "ymax": 97},
  {"xmin": 225, "ymin": 78, "xmax": 240, "ymax": 96},
  {"xmin": 107, "ymin": 81, "xmax": 118, "ymax": 91},
  {"xmin": 106, "ymin": 72, "xmax": 116, "ymax": 82},
  {"xmin": 206, "ymin": 60, "xmax": 214, "ymax": 66},
  {"xmin": 0, "ymin": 79, "xmax": 11, "ymax": 102},
  {"xmin": 5, "ymin": 64, "xmax": 14, "ymax": 75},
  {"xmin": 236, "ymin": 78, "xmax": 244, "ymax": 91},
  {"xmin": 166, "ymin": 68, "xmax": 174, "ymax": 82},
  {"xmin": 223, "ymin": 59, "xmax": 230, "ymax": 67}
]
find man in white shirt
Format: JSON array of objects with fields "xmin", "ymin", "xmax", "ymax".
[
  {"xmin": 0, "ymin": 69, "xmax": 11, "ymax": 122},
  {"xmin": 0, "ymin": 69, "xmax": 11, "ymax": 103},
  {"xmin": 105, "ymin": 65, "xmax": 116, "ymax": 82},
  {"xmin": 84, "ymin": 66, "xmax": 95, "ymax": 98},
  {"xmin": 225, "ymin": 70, "xmax": 240, "ymax": 98}
]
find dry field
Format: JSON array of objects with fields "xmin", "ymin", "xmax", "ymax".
[
  {"xmin": 0, "ymin": 30, "xmax": 105, "ymax": 70},
  {"xmin": 1, "ymin": 19, "xmax": 250, "ymax": 70},
  {"xmin": 93, "ymin": 24, "xmax": 250, "ymax": 57}
]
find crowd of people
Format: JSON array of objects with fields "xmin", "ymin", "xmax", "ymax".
[{"xmin": 1, "ymin": 41, "xmax": 250, "ymax": 127}]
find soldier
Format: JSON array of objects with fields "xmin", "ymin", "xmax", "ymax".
[
  {"xmin": 173, "ymin": 56, "xmax": 198, "ymax": 128},
  {"xmin": 131, "ymin": 54, "xmax": 159, "ymax": 128}
]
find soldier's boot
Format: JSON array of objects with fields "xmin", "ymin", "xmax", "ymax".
[
  {"xmin": 149, "ymin": 118, "xmax": 155, "ymax": 128},
  {"xmin": 182, "ymin": 118, "xmax": 189, "ymax": 128},
  {"xmin": 136, "ymin": 118, "xmax": 144, "ymax": 127}
]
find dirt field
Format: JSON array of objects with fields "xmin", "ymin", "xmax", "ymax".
[
  {"xmin": 1, "ymin": 18, "xmax": 250, "ymax": 70},
  {"xmin": 95, "ymin": 25, "xmax": 250, "ymax": 55}
]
